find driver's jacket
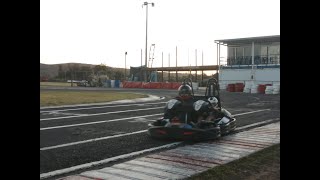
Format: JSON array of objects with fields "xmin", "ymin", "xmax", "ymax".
[
  {"xmin": 163, "ymin": 96, "xmax": 198, "ymax": 123},
  {"xmin": 163, "ymin": 96, "xmax": 228, "ymax": 123}
]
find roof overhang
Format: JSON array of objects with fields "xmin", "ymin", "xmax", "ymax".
[{"xmin": 214, "ymin": 35, "xmax": 280, "ymax": 46}]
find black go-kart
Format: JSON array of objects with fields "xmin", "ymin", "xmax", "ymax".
[{"xmin": 147, "ymin": 78, "xmax": 236, "ymax": 141}]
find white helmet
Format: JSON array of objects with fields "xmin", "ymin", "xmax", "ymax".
[{"xmin": 208, "ymin": 97, "xmax": 218, "ymax": 106}]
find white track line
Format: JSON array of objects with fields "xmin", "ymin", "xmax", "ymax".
[
  {"xmin": 40, "ymin": 142, "xmax": 182, "ymax": 179},
  {"xmin": 40, "ymin": 102, "xmax": 167, "ymax": 113},
  {"xmin": 40, "ymin": 130, "xmax": 148, "ymax": 151},
  {"xmin": 40, "ymin": 107, "xmax": 163, "ymax": 121},
  {"xmin": 233, "ymin": 109, "xmax": 270, "ymax": 116},
  {"xmin": 41, "ymin": 110, "xmax": 274, "ymax": 151},
  {"xmin": 40, "ymin": 113, "xmax": 163, "ymax": 131},
  {"xmin": 40, "ymin": 109, "xmax": 270, "ymax": 131}
]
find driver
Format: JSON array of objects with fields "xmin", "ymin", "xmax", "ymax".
[
  {"xmin": 161, "ymin": 84, "xmax": 197, "ymax": 127},
  {"xmin": 195, "ymin": 97, "xmax": 233, "ymax": 124}
]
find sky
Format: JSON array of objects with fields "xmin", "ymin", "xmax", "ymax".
[{"xmin": 40, "ymin": 0, "xmax": 280, "ymax": 69}]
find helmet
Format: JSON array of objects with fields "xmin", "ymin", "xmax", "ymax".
[
  {"xmin": 178, "ymin": 84, "xmax": 192, "ymax": 97},
  {"xmin": 208, "ymin": 97, "xmax": 218, "ymax": 106}
]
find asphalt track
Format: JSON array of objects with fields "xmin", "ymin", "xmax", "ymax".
[{"xmin": 40, "ymin": 87, "xmax": 280, "ymax": 179}]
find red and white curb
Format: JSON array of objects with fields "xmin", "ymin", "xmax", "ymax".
[{"xmin": 58, "ymin": 122, "xmax": 280, "ymax": 180}]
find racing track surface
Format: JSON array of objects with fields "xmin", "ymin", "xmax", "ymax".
[{"xmin": 40, "ymin": 88, "xmax": 280, "ymax": 179}]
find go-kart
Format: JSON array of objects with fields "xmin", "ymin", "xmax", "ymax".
[{"xmin": 147, "ymin": 78, "xmax": 236, "ymax": 141}]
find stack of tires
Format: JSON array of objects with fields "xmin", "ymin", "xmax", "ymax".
[
  {"xmin": 257, "ymin": 84, "xmax": 266, "ymax": 94},
  {"xmin": 265, "ymin": 85, "xmax": 273, "ymax": 94},
  {"xmin": 250, "ymin": 84, "xmax": 258, "ymax": 93},
  {"xmin": 273, "ymin": 84, "xmax": 280, "ymax": 94},
  {"xmin": 243, "ymin": 82, "xmax": 252, "ymax": 93},
  {"xmin": 235, "ymin": 83, "xmax": 245, "ymax": 92},
  {"xmin": 226, "ymin": 84, "xmax": 235, "ymax": 92}
]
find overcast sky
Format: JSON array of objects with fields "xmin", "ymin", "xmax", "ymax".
[{"xmin": 40, "ymin": 0, "xmax": 280, "ymax": 69}]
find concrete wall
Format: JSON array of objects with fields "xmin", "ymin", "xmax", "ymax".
[
  {"xmin": 219, "ymin": 68, "xmax": 280, "ymax": 85},
  {"xmin": 255, "ymin": 68, "xmax": 280, "ymax": 82}
]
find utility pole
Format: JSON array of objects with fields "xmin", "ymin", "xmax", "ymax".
[
  {"xmin": 176, "ymin": 46, "xmax": 178, "ymax": 82},
  {"xmin": 168, "ymin": 53, "xmax": 170, "ymax": 81},
  {"xmin": 140, "ymin": 49, "xmax": 142, "ymax": 81},
  {"xmin": 124, "ymin": 52, "xmax": 127, "ymax": 80},
  {"xmin": 142, "ymin": 2, "xmax": 154, "ymax": 82},
  {"xmin": 195, "ymin": 49, "xmax": 197, "ymax": 81},
  {"xmin": 162, "ymin": 52, "xmax": 163, "ymax": 82}
]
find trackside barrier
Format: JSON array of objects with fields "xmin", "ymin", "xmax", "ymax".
[
  {"xmin": 122, "ymin": 82, "xmax": 143, "ymax": 88},
  {"xmin": 122, "ymin": 82, "xmax": 182, "ymax": 89}
]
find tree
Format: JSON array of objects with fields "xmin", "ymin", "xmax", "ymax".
[
  {"xmin": 93, "ymin": 64, "xmax": 108, "ymax": 74},
  {"xmin": 113, "ymin": 70, "xmax": 124, "ymax": 80}
]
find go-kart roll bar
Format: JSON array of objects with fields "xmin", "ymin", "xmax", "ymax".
[{"xmin": 205, "ymin": 78, "xmax": 222, "ymax": 109}]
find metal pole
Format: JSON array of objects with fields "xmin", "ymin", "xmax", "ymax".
[
  {"xmin": 162, "ymin": 52, "xmax": 163, "ymax": 82},
  {"xmin": 168, "ymin": 53, "xmax": 170, "ymax": 82},
  {"xmin": 202, "ymin": 50, "xmax": 203, "ymax": 66},
  {"xmin": 252, "ymin": 42, "xmax": 254, "ymax": 65},
  {"xmin": 144, "ymin": 4, "xmax": 148, "ymax": 82},
  {"xmin": 162, "ymin": 52, "xmax": 163, "ymax": 67},
  {"xmin": 142, "ymin": 2, "xmax": 154, "ymax": 82},
  {"xmin": 188, "ymin": 48, "xmax": 189, "ymax": 67},
  {"xmin": 267, "ymin": 46, "xmax": 269, "ymax": 65},
  {"xmin": 216, "ymin": 43, "xmax": 218, "ymax": 78},
  {"xmin": 124, "ymin": 52, "xmax": 127, "ymax": 80},
  {"xmin": 251, "ymin": 42, "xmax": 255, "ymax": 81},
  {"xmin": 140, "ymin": 49, "xmax": 143, "ymax": 81},
  {"xmin": 242, "ymin": 47, "xmax": 245, "ymax": 65},
  {"xmin": 195, "ymin": 49, "xmax": 197, "ymax": 66},
  {"xmin": 202, "ymin": 50, "xmax": 203, "ymax": 85},
  {"xmin": 176, "ymin": 46, "xmax": 178, "ymax": 82},
  {"xmin": 195, "ymin": 49, "xmax": 197, "ymax": 82},
  {"xmin": 218, "ymin": 44, "xmax": 220, "ymax": 81}
]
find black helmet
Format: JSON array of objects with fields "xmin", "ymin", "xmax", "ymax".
[{"xmin": 178, "ymin": 84, "xmax": 192, "ymax": 97}]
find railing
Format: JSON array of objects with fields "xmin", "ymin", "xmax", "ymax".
[{"xmin": 225, "ymin": 55, "xmax": 280, "ymax": 66}]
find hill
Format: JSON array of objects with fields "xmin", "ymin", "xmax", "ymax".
[
  {"xmin": 40, "ymin": 63, "xmax": 217, "ymax": 82},
  {"xmin": 40, "ymin": 63, "xmax": 99, "ymax": 78}
]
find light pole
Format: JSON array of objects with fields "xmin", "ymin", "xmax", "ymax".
[
  {"xmin": 124, "ymin": 51, "xmax": 127, "ymax": 80},
  {"xmin": 142, "ymin": 1, "xmax": 154, "ymax": 82}
]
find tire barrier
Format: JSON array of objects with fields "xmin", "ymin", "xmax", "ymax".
[
  {"xmin": 265, "ymin": 85, "xmax": 273, "ymax": 94},
  {"xmin": 272, "ymin": 84, "xmax": 280, "ymax": 94},
  {"xmin": 257, "ymin": 84, "xmax": 267, "ymax": 94},
  {"xmin": 250, "ymin": 84, "xmax": 258, "ymax": 93},
  {"xmin": 243, "ymin": 82, "xmax": 252, "ymax": 93},
  {"xmin": 122, "ymin": 82, "xmax": 182, "ymax": 89},
  {"xmin": 224, "ymin": 82, "xmax": 279, "ymax": 94},
  {"xmin": 122, "ymin": 82, "xmax": 143, "ymax": 88},
  {"xmin": 114, "ymin": 80, "xmax": 120, "ymax": 88},
  {"xmin": 226, "ymin": 84, "xmax": 235, "ymax": 92},
  {"xmin": 235, "ymin": 83, "xmax": 245, "ymax": 92},
  {"xmin": 111, "ymin": 80, "xmax": 115, "ymax": 88}
]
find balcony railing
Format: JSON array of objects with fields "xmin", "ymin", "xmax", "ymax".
[{"xmin": 226, "ymin": 55, "xmax": 280, "ymax": 66}]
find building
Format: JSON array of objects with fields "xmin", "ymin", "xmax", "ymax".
[{"xmin": 215, "ymin": 35, "xmax": 280, "ymax": 86}]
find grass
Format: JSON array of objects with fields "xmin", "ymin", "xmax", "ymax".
[
  {"xmin": 40, "ymin": 82, "xmax": 77, "ymax": 87},
  {"xmin": 188, "ymin": 144, "xmax": 280, "ymax": 180},
  {"xmin": 40, "ymin": 91, "xmax": 147, "ymax": 107}
]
